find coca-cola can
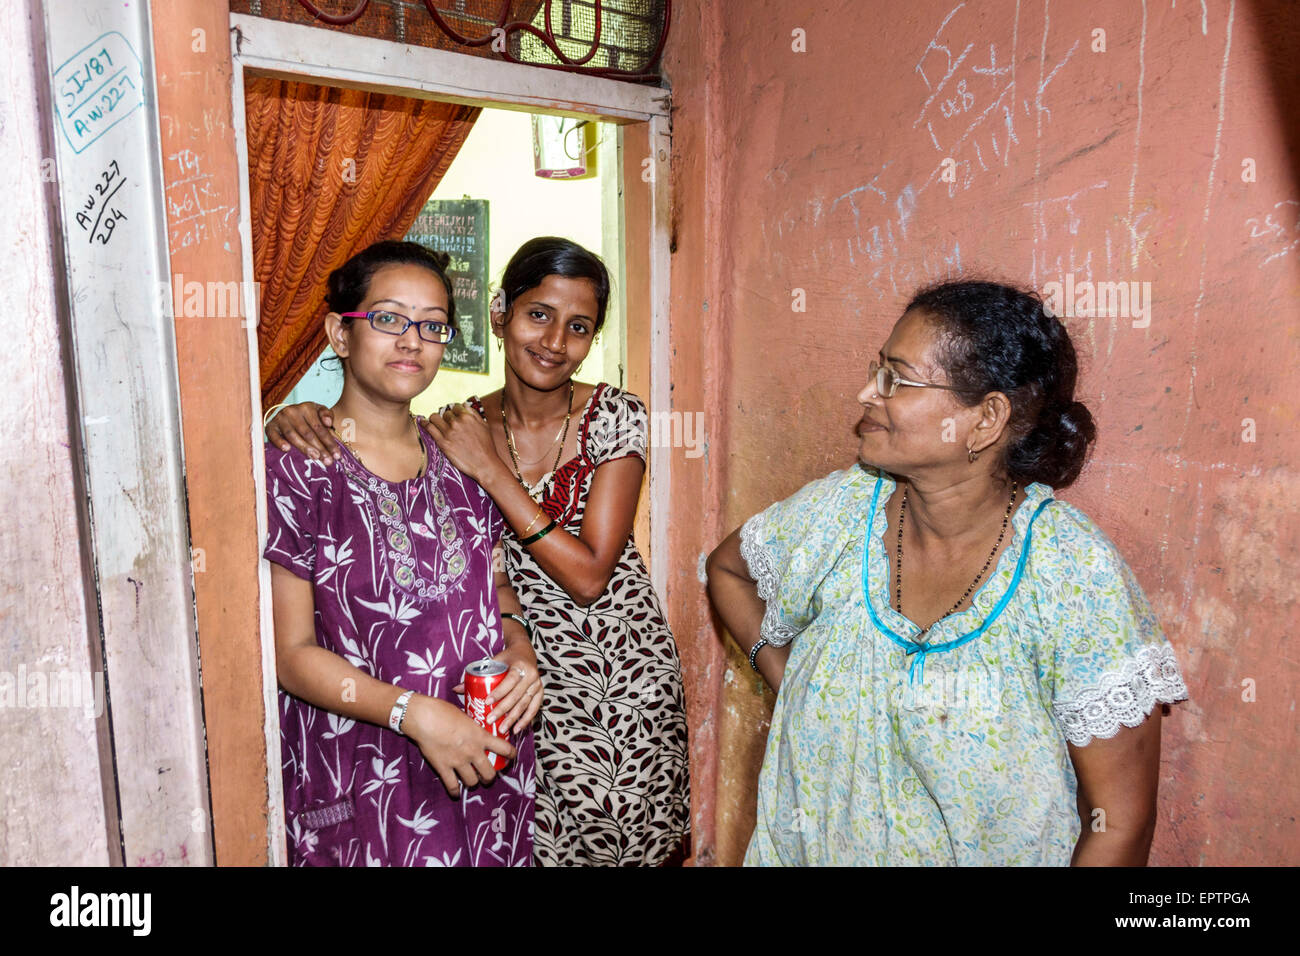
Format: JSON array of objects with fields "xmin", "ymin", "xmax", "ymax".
[{"xmin": 464, "ymin": 658, "xmax": 510, "ymax": 771}]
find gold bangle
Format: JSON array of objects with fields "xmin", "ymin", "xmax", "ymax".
[
  {"xmin": 262, "ymin": 402, "xmax": 289, "ymax": 430},
  {"xmin": 520, "ymin": 508, "xmax": 546, "ymax": 537}
]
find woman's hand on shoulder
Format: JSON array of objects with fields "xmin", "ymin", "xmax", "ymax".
[
  {"xmin": 402, "ymin": 694, "xmax": 515, "ymax": 797},
  {"xmin": 423, "ymin": 402, "xmax": 507, "ymax": 486},
  {"xmin": 266, "ymin": 402, "xmax": 340, "ymax": 464}
]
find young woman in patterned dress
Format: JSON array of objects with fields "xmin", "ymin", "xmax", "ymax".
[
  {"xmin": 264, "ymin": 241, "xmax": 542, "ymax": 866},
  {"xmin": 267, "ymin": 237, "xmax": 690, "ymax": 866}
]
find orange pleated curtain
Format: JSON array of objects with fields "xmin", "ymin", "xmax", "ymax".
[{"xmin": 246, "ymin": 76, "xmax": 481, "ymax": 406}]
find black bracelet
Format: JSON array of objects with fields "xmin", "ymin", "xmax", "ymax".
[{"xmin": 519, "ymin": 519, "xmax": 557, "ymax": 546}]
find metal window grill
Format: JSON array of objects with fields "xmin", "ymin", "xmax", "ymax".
[{"xmin": 248, "ymin": 1, "xmax": 671, "ymax": 82}]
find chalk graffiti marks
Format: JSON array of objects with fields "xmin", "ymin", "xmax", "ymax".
[
  {"xmin": 914, "ymin": 4, "xmax": 1060, "ymax": 198},
  {"xmin": 164, "ymin": 149, "xmax": 233, "ymax": 253},
  {"xmin": 1245, "ymin": 200, "xmax": 1300, "ymax": 268}
]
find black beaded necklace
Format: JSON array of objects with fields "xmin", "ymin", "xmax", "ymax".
[{"xmin": 895, "ymin": 481, "xmax": 1018, "ymax": 637}]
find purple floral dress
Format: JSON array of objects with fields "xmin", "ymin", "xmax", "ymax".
[{"xmin": 263, "ymin": 425, "xmax": 535, "ymax": 866}]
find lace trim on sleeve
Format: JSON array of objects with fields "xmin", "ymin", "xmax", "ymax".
[
  {"xmin": 1054, "ymin": 643, "xmax": 1189, "ymax": 747},
  {"xmin": 739, "ymin": 512, "xmax": 798, "ymax": 647},
  {"xmin": 739, "ymin": 513, "xmax": 776, "ymax": 601}
]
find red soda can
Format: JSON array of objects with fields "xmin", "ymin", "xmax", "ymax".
[{"xmin": 464, "ymin": 659, "xmax": 510, "ymax": 771}]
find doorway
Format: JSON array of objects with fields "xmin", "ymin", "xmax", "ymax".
[{"xmin": 226, "ymin": 11, "xmax": 670, "ymax": 863}]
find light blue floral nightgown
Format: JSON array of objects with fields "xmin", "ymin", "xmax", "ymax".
[{"xmin": 739, "ymin": 464, "xmax": 1188, "ymax": 866}]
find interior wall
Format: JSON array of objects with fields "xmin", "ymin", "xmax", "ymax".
[
  {"xmin": 666, "ymin": 0, "xmax": 1300, "ymax": 865},
  {"xmin": 0, "ymin": 0, "xmax": 115, "ymax": 866},
  {"xmin": 659, "ymin": 1, "xmax": 730, "ymax": 865}
]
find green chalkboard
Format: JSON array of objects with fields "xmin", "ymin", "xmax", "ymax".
[{"xmin": 404, "ymin": 198, "xmax": 489, "ymax": 374}]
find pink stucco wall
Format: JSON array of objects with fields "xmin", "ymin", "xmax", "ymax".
[{"xmin": 665, "ymin": 0, "xmax": 1300, "ymax": 865}]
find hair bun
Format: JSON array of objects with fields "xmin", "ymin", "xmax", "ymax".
[
  {"xmin": 430, "ymin": 249, "xmax": 452, "ymax": 270},
  {"xmin": 1055, "ymin": 400, "xmax": 1094, "ymax": 436},
  {"xmin": 1030, "ymin": 399, "xmax": 1096, "ymax": 487}
]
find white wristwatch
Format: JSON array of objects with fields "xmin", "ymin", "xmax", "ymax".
[{"xmin": 388, "ymin": 689, "xmax": 415, "ymax": 734}]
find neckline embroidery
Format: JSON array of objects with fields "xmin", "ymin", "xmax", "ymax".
[
  {"xmin": 332, "ymin": 417, "xmax": 442, "ymax": 487},
  {"xmin": 340, "ymin": 428, "xmax": 469, "ymax": 601}
]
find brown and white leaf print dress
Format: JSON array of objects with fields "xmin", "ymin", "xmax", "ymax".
[{"xmin": 468, "ymin": 383, "xmax": 690, "ymax": 866}]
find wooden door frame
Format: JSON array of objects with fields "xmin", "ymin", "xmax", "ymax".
[{"xmin": 227, "ymin": 12, "xmax": 672, "ymax": 863}]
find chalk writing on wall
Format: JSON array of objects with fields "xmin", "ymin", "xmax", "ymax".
[
  {"xmin": 53, "ymin": 32, "xmax": 145, "ymax": 154},
  {"xmin": 914, "ymin": 2, "xmax": 1078, "ymax": 198},
  {"xmin": 1246, "ymin": 200, "xmax": 1300, "ymax": 269},
  {"xmin": 164, "ymin": 149, "xmax": 234, "ymax": 254}
]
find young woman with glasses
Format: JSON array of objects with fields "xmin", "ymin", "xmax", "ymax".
[{"xmin": 263, "ymin": 240, "xmax": 541, "ymax": 866}]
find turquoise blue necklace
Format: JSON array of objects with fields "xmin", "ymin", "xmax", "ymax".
[{"xmin": 861, "ymin": 475, "xmax": 1053, "ymax": 684}]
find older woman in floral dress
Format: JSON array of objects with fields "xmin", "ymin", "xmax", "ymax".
[{"xmin": 708, "ymin": 280, "xmax": 1188, "ymax": 866}]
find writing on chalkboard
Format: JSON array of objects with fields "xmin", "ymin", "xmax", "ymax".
[
  {"xmin": 405, "ymin": 199, "xmax": 490, "ymax": 374},
  {"xmin": 53, "ymin": 32, "xmax": 145, "ymax": 154},
  {"xmin": 74, "ymin": 159, "xmax": 128, "ymax": 246}
]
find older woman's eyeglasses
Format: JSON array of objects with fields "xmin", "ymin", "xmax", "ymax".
[
  {"xmin": 868, "ymin": 360, "xmax": 962, "ymax": 399},
  {"xmin": 340, "ymin": 310, "xmax": 457, "ymax": 344}
]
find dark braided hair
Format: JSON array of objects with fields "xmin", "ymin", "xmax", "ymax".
[{"xmin": 906, "ymin": 279, "xmax": 1096, "ymax": 488}]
